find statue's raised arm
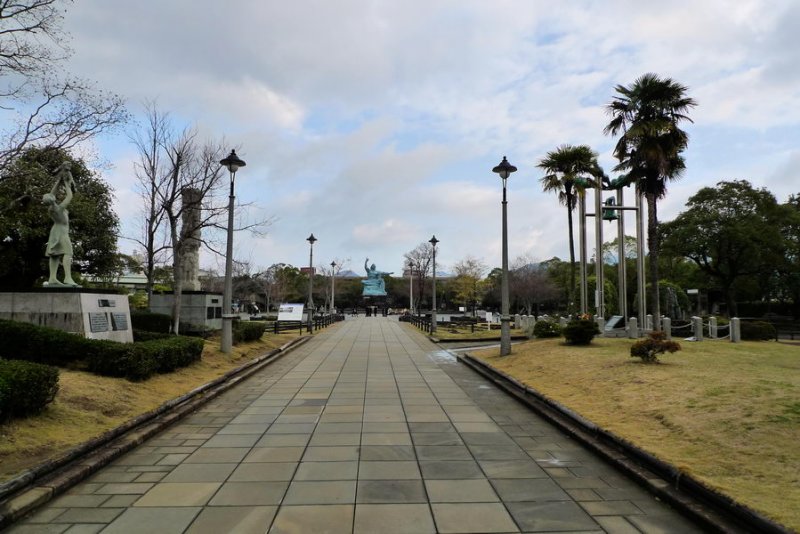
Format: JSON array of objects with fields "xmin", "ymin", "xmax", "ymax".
[{"xmin": 364, "ymin": 257, "xmax": 370, "ymax": 275}]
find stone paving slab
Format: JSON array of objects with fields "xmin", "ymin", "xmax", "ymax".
[{"xmin": 9, "ymin": 317, "xmax": 705, "ymax": 533}]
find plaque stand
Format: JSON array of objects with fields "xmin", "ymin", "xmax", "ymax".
[{"xmin": 0, "ymin": 289, "xmax": 134, "ymax": 343}]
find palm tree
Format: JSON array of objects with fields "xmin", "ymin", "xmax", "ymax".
[
  {"xmin": 538, "ymin": 145, "xmax": 604, "ymax": 313},
  {"xmin": 604, "ymin": 73, "xmax": 697, "ymax": 326}
]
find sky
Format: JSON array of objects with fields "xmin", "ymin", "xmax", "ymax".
[{"xmin": 60, "ymin": 0, "xmax": 800, "ymax": 278}]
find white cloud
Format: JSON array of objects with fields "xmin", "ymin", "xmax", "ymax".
[{"xmin": 59, "ymin": 0, "xmax": 800, "ymax": 273}]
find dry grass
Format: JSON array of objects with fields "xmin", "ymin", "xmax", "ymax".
[
  {"xmin": 472, "ymin": 337, "xmax": 800, "ymax": 530},
  {"xmin": 0, "ymin": 332, "xmax": 299, "ymax": 482}
]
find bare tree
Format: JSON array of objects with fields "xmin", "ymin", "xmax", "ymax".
[
  {"xmin": 0, "ymin": 0, "xmax": 128, "ymax": 174},
  {"xmin": 403, "ymin": 242, "xmax": 434, "ymax": 310},
  {"xmin": 130, "ymin": 102, "xmax": 171, "ymax": 302}
]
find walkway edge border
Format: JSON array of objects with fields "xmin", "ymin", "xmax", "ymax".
[
  {"xmin": 457, "ymin": 353, "xmax": 791, "ymax": 534},
  {"xmin": 0, "ymin": 335, "xmax": 312, "ymax": 528}
]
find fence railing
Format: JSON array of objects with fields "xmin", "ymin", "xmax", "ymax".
[{"xmin": 268, "ymin": 313, "xmax": 345, "ymax": 335}]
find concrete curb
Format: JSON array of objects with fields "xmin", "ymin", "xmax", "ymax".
[
  {"xmin": 0, "ymin": 335, "xmax": 312, "ymax": 529},
  {"xmin": 457, "ymin": 353, "xmax": 792, "ymax": 534}
]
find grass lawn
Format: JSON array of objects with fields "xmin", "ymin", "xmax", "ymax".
[
  {"xmin": 0, "ymin": 332, "xmax": 300, "ymax": 482},
  {"xmin": 473, "ymin": 337, "xmax": 800, "ymax": 531}
]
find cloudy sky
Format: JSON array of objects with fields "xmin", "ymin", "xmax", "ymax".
[{"xmin": 62, "ymin": 0, "xmax": 800, "ymax": 277}]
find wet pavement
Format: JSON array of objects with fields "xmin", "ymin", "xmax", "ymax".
[{"xmin": 9, "ymin": 317, "xmax": 704, "ymax": 533}]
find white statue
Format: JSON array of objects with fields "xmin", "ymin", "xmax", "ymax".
[{"xmin": 43, "ymin": 161, "xmax": 79, "ymax": 287}]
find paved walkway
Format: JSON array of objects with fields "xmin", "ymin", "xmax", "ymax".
[{"xmin": 10, "ymin": 318, "xmax": 703, "ymax": 533}]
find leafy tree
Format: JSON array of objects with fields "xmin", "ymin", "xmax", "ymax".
[
  {"xmin": 775, "ymin": 193, "xmax": 800, "ymax": 317},
  {"xmin": 604, "ymin": 73, "xmax": 697, "ymax": 324},
  {"xmin": 0, "ymin": 1, "xmax": 128, "ymax": 175},
  {"xmin": 0, "ymin": 147, "xmax": 119, "ymax": 287},
  {"xmin": 661, "ymin": 180, "xmax": 784, "ymax": 316},
  {"xmin": 450, "ymin": 255, "xmax": 487, "ymax": 315},
  {"xmin": 537, "ymin": 145, "xmax": 604, "ymax": 313}
]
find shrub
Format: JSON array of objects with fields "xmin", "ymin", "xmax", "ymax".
[
  {"xmin": 86, "ymin": 336, "xmax": 204, "ymax": 380},
  {"xmin": 532, "ymin": 320, "xmax": 562, "ymax": 338},
  {"xmin": 233, "ymin": 321, "xmax": 266, "ymax": 344},
  {"xmin": 0, "ymin": 319, "xmax": 90, "ymax": 366},
  {"xmin": 0, "ymin": 359, "xmax": 59, "ymax": 420},
  {"xmin": 740, "ymin": 321, "xmax": 777, "ymax": 341},
  {"xmin": 133, "ymin": 330, "xmax": 171, "ymax": 342},
  {"xmin": 130, "ymin": 311, "xmax": 172, "ymax": 333},
  {"xmin": 630, "ymin": 331, "xmax": 681, "ymax": 363},
  {"xmin": 562, "ymin": 319, "xmax": 600, "ymax": 345}
]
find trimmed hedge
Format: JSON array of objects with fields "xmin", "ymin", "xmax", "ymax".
[
  {"xmin": 532, "ymin": 320, "xmax": 562, "ymax": 338},
  {"xmin": 0, "ymin": 359, "xmax": 59, "ymax": 421},
  {"xmin": 563, "ymin": 319, "xmax": 600, "ymax": 345},
  {"xmin": 130, "ymin": 311, "xmax": 172, "ymax": 333},
  {"xmin": 85, "ymin": 336, "xmax": 204, "ymax": 380},
  {"xmin": 0, "ymin": 320, "xmax": 91, "ymax": 366},
  {"xmin": 741, "ymin": 321, "xmax": 777, "ymax": 341},
  {"xmin": 233, "ymin": 321, "xmax": 266, "ymax": 344},
  {"xmin": 0, "ymin": 319, "xmax": 203, "ymax": 381}
]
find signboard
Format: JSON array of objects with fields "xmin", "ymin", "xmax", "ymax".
[
  {"xmin": 485, "ymin": 312, "xmax": 493, "ymax": 323},
  {"xmin": 300, "ymin": 267, "xmax": 316, "ymax": 275},
  {"xmin": 278, "ymin": 303, "xmax": 304, "ymax": 321},
  {"xmin": 605, "ymin": 315, "xmax": 624, "ymax": 331},
  {"xmin": 88, "ymin": 312, "xmax": 109, "ymax": 333},
  {"xmin": 111, "ymin": 313, "xmax": 129, "ymax": 331}
]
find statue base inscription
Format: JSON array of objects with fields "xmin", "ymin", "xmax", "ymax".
[{"xmin": 0, "ymin": 289, "xmax": 133, "ymax": 343}]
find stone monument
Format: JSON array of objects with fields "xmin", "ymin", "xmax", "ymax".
[
  {"xmin": 148, "ymin": 188, "xmax": 223, "ymax": 331},
  {"xmin": 0, "ymin": 161, "xmax": 133, "ymax": 342}
]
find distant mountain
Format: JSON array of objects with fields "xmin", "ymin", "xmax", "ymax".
[{"xmin": 336, "ymin": 269, "xmax": 362, "ymax": 278}]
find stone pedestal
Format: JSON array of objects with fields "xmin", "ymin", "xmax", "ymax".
[
  {"xmin": 0, "ymin": 289, "xmax": 133, "ymax": 343},
  {"xmin": 149, "ymin": 291, "xmax": 223, "ymax": 330}
]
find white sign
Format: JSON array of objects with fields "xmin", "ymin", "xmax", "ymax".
[
  {"xmin": 485, "ymin": 312, "xmax": 492, "ymax": 323},
  {"xmin": 278, "ymin": 303, "xmax": 304, "ymax": 321}
]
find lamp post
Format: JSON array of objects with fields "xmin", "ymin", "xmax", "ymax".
[
  {"xmin": 330, "ymin": 261, "xmax": 337, "ymax": 314},
  {"xmin": 407, "ymin": 261, "xmax": 414, "ymax": 315},
  {"xmin": 219, "ymin": 150, "xmax": 246, "ymax": 354},
  {"xmin": 429, "ymin": 235, "xmax": 439, "ymax": 334},
  {"xmin": 493, "ymin": 156, "xmax": 516, "ymax": 356},
  {"xmin": 306, "ymin": 234, "xmax": 317, "ymax": 333}
]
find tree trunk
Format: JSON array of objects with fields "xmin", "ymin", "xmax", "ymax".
[{"xmin": 646, "ymin": 191, "xmax": 661, "ymax": 328}]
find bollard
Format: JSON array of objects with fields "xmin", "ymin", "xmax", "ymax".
[
  {"xmin": 514, "ymin": 314, "xmax": 521, "ymax": 329},
  {"xmin": 709, "ymin": 316, "xmax": 718, "ymax": 339},
  {"xmin": 692, "ymin": 316, "xmax": 704, "ymax": 341},
  {"xmin": 663, "ymin": 317, "xmax": 672, "ymax": 340},
  {"xmin": 628, "ymin": 317, "xmax": 639, "ymax": 338},
  {"xmin": 731, "ymin": 317, "xmax": 741, "ymax": 343},
  {"xmin": 646, "ymin": 314, "xmax": 653, "ymax": 331}
]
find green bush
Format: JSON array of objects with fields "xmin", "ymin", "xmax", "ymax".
[
  {"xmin": 233, "ymin": 321, "xmax": 266, "ymax": 344},
  {"xmin": 130, "ymin": 311, "xmax": 172, "ymax": 333},
  {"xmin": 133, "ymin": 330, "xmax": 171, "ymax": 342},
  {"xmin": 630, "ymin": 331, "xmax": 681, "ymax": 363},
  {"xmin": 532, "ymin": 320, "xmax": 562, "ymax": 338},
  {"xmin": 740, "ymin": 321, "xmax": 776, "ymax": 341},
  {"xmin": 562, "ymin": 319, "xmax": 600, "ymax": 345},
  {"xmin": 86, "ymin": 336, "xmax": 204, "ymax": 380},
  {"xmin": 0, "ymin": 319, "xmax": 90, "ymax": 366},
  {"xmin": 0, "ymin": 359, "xmax": 59, "ymax": 420},
  {"xmin": 0, "ymin": 319, "xmax": 203, "ymax": 381}
]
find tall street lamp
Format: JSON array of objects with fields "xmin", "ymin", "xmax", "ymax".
[
  {"xmin": 330, "ymin": 261, "xmax": 337, "ymax": 314},
  {"xmin": 429, "ymin": 235, "xmax": 439, "ymax": 334},
  {"xmin": 219, "ymin": 150, "xmax": 246, "ymax": 354},
  {"xmin": 493, "ymin": 156, "xmax": 516, "ymax": 356},
  {"xmin": 306, "ymin": 233, "xmax": 317, "ymax": 333},
  {"xmin": 407, "ymin": 260, "xmax": 414, "ymax": 315}
]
